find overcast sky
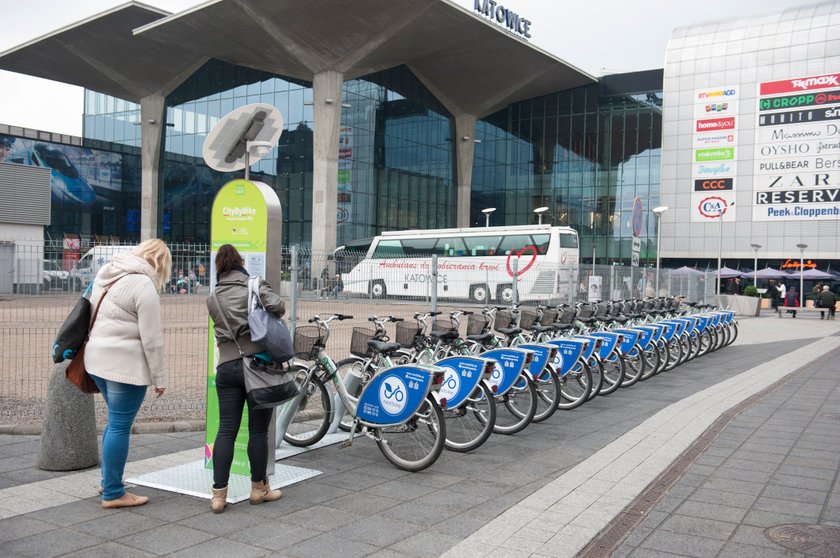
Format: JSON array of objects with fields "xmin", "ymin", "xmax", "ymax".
[{"xmin": 0, "ymin": 0, "xmax": 822, "ymax": 136}]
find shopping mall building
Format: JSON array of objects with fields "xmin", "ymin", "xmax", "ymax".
[{"xmin": 0, "ymin": 0, "xmax": 838, "ymax": 272}]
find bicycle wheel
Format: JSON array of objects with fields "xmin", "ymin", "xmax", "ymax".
[
  {"xmin": 678, "ymin": 334, "xmax": 692, "ymax": 364},
  {"xmin": 586, "ymin": 357, "xmax": 604, "ymax": 399},
  {"xmin": 654, "ymin": 338, "xmax": 669, "ymax": 375},
  {"xmin": 599, "ymin": 352, "xmax": 625, "ymax": 395},
  {"xmin": 444, "ymin": 382, "xmax": 496, "ymax": 452},
  {"xmin": 375, "ymin": 394, "xmax": 446, "ymax": 472},
  {"xmin": 494, "ymin": 375, "xmax": 538, "ymax": 435},
  {"xmin": 621, "ymin": 345, "xmax": 644, "ymax": 386},
  {"xmin": 335, "ymin": 357, "xmax": 372, "ymax": 433},
  {"xmin": 697, "ymin": 329, "xmax": 713, "ymax": 356},
  {"xmin": 283, "ymin": 365, "xmax": 333, "ymax": 447},
  {"xmin": 664, "ymin": 338, "xmax": 682, "ymax": 371},
  {"xmin": 531, "ymin": 366, "xmax": 561, "ymax": 423},
  {"xmin": 639, "ymin": 343, "xmax": 660, "ymax": 381},
  {"xmin": 727, "ymin": 322, "xmax": 738, "ymax": 345},
  {"xmin": 557, "ymin": 361, "xmax": 592, "ymax": 410}
]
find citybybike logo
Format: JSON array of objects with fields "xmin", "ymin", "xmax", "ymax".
[
  {"xmin": 760, "ymin": 73, "xmax": 840, "ymax": 95},
  {"xmin": 758, "ymin": 90, "xmax": 840, "ymax": 111},
  {"xmin": 697, "ymin": 88, "xmax": 737, "ymax": 100},
  {"xmin": 378, "ymin": 376, "xmax": 408, "ymax": 416},
  {"xmin": 695, "ymin": 148, "xmax": 734, "ymax": 162},
  {"xmin": 222, "ymin": 206, "xmax": 256, "ymax": 218},
  {"xmin": 438, "ymin": 367, "xmax": 460, "ymax": 401},
  {"xmin": 696, "ymin": 117, "xmax": 735, "ymax": 132},
  {"xmin": 698, "ymin": 196, "xmax": 730, "ymax": 218}
]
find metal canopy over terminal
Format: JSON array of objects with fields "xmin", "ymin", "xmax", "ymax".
[{"xmin": 0, "ymin": 0, "xmax": 596, "ymax": 251}]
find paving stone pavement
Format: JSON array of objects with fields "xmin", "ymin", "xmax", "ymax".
[{"xmin": 0, "ymin": 317, "xmax": 838, "ymax": 557}]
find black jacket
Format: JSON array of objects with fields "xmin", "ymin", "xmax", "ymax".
[{"xmin": 207, "ymin": 270, "xmax": 285, "ymax": 364}]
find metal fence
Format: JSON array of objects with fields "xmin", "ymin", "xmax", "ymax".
[{"xmin": 0, "ymin": 239, "xmax": 717, "ymax": 425}]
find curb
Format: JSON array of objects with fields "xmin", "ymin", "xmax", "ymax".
[{"xmin": 0, "ymin": 420, "xmax": 205, "ymax": 436}]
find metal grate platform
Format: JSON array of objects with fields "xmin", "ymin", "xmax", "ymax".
[
  {"xmin": 127, "ymin": 460, "xmax": 321, "ymax": 503},
  {"xmin": 128, "ymin": 432, "xmax": 353, "ymax": 503}
]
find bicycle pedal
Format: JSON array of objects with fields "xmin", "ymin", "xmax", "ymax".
[{"xmin": 339, "ymin": 439, "xmax": 353, "ymax": 449}]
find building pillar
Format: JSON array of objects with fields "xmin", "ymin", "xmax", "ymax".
[
  {"xmin": 455, "ymin": 113, "xmax": 477, "ymax": 228},
  {"xmin": 311, "ymin": 70, "xmax": 344, "ymax": 259},
  {"xmin": 140, "ymin": 94, "xmax": 165, "ymax": 241}
]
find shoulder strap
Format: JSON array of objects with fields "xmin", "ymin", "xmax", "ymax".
[
  {"xmin": 88, "ymin": 277, "xmax": 122, "ymax": 335},
  {"xmin": 210, "ymin": 290, "xmax": 245, "ymax": 357},
  {"xmin": 248, "ymin": 275, "xmax": 265, "ymax": 311}
]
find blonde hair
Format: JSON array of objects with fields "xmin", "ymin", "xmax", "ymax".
[{"xmin": 133, "ymin": 239, "xmax": 172, "ymax": 291}]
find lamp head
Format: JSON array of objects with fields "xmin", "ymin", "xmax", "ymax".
[
  {"xmin": 652, "ymin": 206, "xmax": 669, "ymax": 215},
  {"xmin": 247, "ymin": 140, "xmax": 274, "ymax": 158},
  {"xmin": 533, "ymin": 206, "xmax": 549, "ymax": 215},
  {"xmin": 750, "ymin": 243, "xmax": 761, "ymax": 250},
  {"xmin": 796, "ymin": 243, "xmax": 808, "ymax": 250},
  {"xmin": 481, "ymin": 207, "xmax": 496, "ymax": 215}
]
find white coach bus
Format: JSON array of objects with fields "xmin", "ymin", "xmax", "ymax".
[{"xmin": 341, "ymin": 225, "xmax": 579, "ymax": 303}]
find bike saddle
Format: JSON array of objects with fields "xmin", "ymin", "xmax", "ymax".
[
  {"xmin": 497, "ymin": 326, "xmax": 521, "ymax": 336},
  {"xmin": 531, "ymin": 324, "xmax": 554, "ymax": 333},
  {"xmin": 368, "ymin": 340, "xmax": 401, "ymax": 355},
  {"xmin": 430, "ymin": 330, "xmax": 460, "ymax": 341},
  {"xmin": 467, "ymin": 332, "xmax": 495, "ymax": 343}
]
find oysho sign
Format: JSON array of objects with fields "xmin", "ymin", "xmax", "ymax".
[{"xmin": 473, "ymin": 0, "xmax": 532, "ymax": 38}]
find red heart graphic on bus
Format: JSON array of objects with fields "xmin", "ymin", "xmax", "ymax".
[{"xmin": 506, "ymin": 246, "xmax": 538, "ymax": 277}]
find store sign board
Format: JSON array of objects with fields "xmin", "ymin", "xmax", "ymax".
[{"xmin": 754, "ymin": 73, "xmax": 840, "ymax": 221}]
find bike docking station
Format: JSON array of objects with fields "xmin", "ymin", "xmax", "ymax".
[{"xmin": 128, "ymin": 104, "xmax": 321, "ymax": 504}]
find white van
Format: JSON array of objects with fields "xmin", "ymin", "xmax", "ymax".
[{"xmin": 70, "ymin": 245, "xmax": 137, "ymax": 289}]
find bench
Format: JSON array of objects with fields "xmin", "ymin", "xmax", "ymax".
[{"xmin": 777, "ymin": 306, "xmax": 822, "ymax": 318}]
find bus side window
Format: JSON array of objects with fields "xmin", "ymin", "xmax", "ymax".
[
  {"xmin": 532, "ymin": 234, "xmax": 550, "ymax": 254},
  {"xmin": 463, "ymin": 235, "xmax": 502, "ymax": 257},
  {"xmin": 497, "ymin": 234, "xmax": 530, "ymax": 255},
  {"xmin": 435, "ymin": 237, "xmax": 466, "ymax": 257},
  {"xmin": 372, "ymin": 240, "xmax": 404, "ymax": 258}
]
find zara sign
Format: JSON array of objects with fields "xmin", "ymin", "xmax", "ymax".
[{"xmin": 473, "ymin": 0, "xmax": 532, "ymax": 39}]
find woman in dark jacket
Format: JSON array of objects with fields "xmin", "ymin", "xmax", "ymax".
[{"xmin": 206, "ymin": 244, "xmax": 285, "ymax": 513}]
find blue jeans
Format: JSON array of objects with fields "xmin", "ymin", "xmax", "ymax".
[{"xmin": 90, "ymin": 375, "xmax": 147, "ymax": 501}]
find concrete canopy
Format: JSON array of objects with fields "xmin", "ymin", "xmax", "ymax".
[
  {"xmin": 1, "ymin": 0, "xmax": 595, "ymax": 118},
  {"xmin": 0, "ymin": 3, "xmax": 208, "ymax": 103}
]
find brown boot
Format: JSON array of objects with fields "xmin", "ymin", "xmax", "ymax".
[
  {"xmin": 211, "ymin": 487, "xmax": 227, "ymax": 514},
  {"xmin": 250, "ymin": 480, "xmax": 282, "ymax": 505}
]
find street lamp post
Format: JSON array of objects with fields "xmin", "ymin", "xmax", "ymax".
[
  {"xmin": 750, "ymin": 243, "xmax": 761, "ymax": 287},
  {"xmin": 716, "ymin": 201, "xmax": 734, "ymax": 297},
  {"xmin": 797, "ymin": 243, "xmax": 807, "ymax": 308},
  {"xmin": 652, "ymin": 206, "xmax": 668, "ymax": 296},
  {"xmin": 533, "ymin": 206, "xmax": 549, "ymax": 225},
  {"xmin": 481, "ymin": 207, "xmax": 496, "ymax": 228}
]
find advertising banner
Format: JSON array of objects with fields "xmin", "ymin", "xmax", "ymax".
[
  {"xmin": 691, "ymin": 86, "xmax": 739, "ymax": 222},
  {"xmin": 754, "ymin": 72, "xmax": 840, "ymax": 221}
]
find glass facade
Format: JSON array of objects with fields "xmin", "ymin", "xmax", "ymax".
[
  {"xmin": 84, "ymin": 61, "xmax": 455, "ymax": 247},
  {"xmin": 80, "ymin": 66, "xmax": 663, "ymax": 264},
  {"xmin": 472, "ymin": 72, "xmax": 663, "ymax": 265}
]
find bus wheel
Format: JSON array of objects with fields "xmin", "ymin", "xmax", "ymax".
[
  {"xmin": 470, "ymin": 284, "xmax": 489, "ymax": 304},
  {"xmin": 370, "ymin": 280, "xmax": 387, "ymax": 299},
  {"xmin": 496, "ymin": 284, "xmax": 514, "ymax": 303}
]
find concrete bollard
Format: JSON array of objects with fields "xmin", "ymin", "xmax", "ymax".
[{"xmin": 37, "ymin": 362, "xmax": 99, "ymax": 471}]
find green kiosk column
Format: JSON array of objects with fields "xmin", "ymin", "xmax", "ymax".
[
  {"xmin": 204, "ymin": 178, "xmax": 283, "ymax": 476},
  {"xmin": 200, "ymin": 103, "xmax": 286, "ymax": 478}
]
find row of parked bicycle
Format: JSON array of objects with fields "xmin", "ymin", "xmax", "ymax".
[{"xmin": 275, "ymin": 296, "xmax": 738, "ymax": 472}]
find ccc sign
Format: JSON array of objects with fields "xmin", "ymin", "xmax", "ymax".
[{"xmin": 693, "ymin": 178, "xmax": 733, "ymax": 191}]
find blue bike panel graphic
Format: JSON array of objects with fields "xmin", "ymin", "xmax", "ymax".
[
  {"xmin": 613, "ymin": 329, "xmax": 640, "ymax": 355},
  {"xmin": 356, "ymin": 365, "xmax": 433, "ymax": 426},
  {"xmin": 658, "ymin": 321, "xmax": 678, "ymax": 343},
  {"xmin": 482, "ymin": 348, "xmax": 530, "ymax": 395},
  {"xmin": 543, "ymin": 339, "xmax": 586, "ymax": 376},
  {"xmin": 519, "ymin": 344, "xmax": 554, "ymax": 379},
  {"xmin": 435, "ymin": 356, "xmax": 490, "ymax": 409},
  {"xmin": 572, "ymin": 336, "xmax": 598, "ymax": 361},
  {"xmin": 587, "ymin": 332, "xmax": 620, "ymax": 359}
]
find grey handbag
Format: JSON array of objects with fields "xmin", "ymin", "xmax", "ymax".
[
  {"xmin": 210, "ymin": 291, "xmax": 298, "ymax": 409},
  {"xmin": 247, "ymin": 277, "xmax": 294, "ymax": 363}
]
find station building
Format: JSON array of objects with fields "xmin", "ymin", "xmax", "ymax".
[{"xmin": 0, "ymin": 0, "xmax": 837, "ymax": 273}]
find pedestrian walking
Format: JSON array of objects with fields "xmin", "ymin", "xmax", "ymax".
[
  {"xmin": 85, "ymin": 239, "xmax": 171, "ymax": 509},
  {"xmin": 785, "ymin": 286, "xmax": 799, "ymax": 318},
  {"xmin": 817, "ymin": 285, "xmax": 836, "ymax": 320},
  {"xmin": 206, "ymin": 244, "xmax": 286, "ymax": 514}
]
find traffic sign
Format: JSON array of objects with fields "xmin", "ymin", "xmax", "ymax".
[{"xmin": 632, "ymin": 197, "xmax": 643, "ymax": 237}]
